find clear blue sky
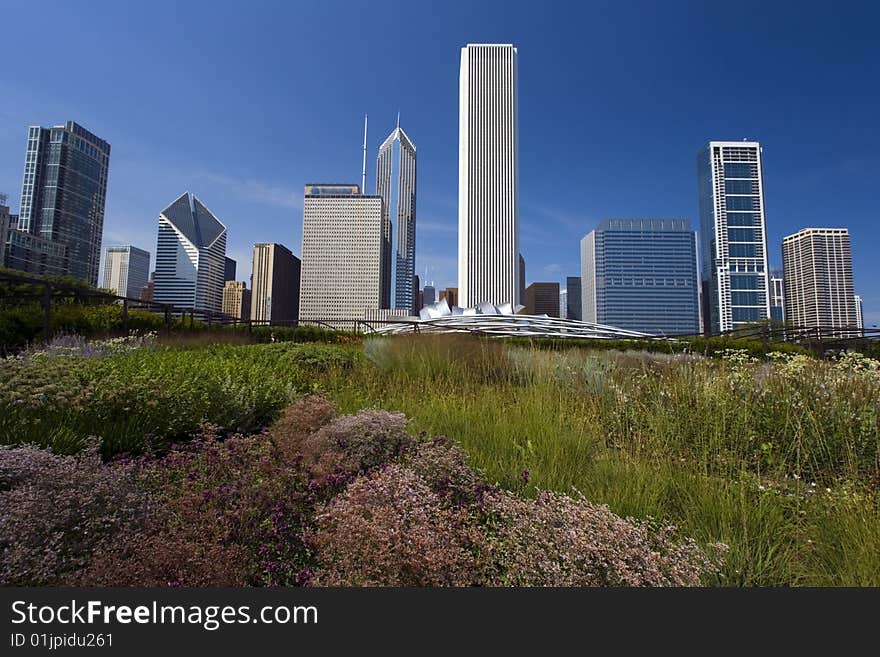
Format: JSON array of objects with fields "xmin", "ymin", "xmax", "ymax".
[{"xmin": 2, "ymin": 0, "xmax": 878, "ymax": 324}]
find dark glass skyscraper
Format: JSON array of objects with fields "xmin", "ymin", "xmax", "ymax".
[
  {"xmin": 566, "ymin": 276, "xmax": 582, "ymax": 320},
  {"xmin": 581, "ymin": 219, "xmax": 700, "ymax": 335},
  {"xmin": 376, "ymin": 118, "xmax": 417, "ymax": 313},
  {"xmin": 18, "ymin": 121, "xmax": 110, "ymax": 286}
]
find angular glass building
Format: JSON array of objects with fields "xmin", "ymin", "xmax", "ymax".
[
  {"xmin": 376, "ymin": 118, "xmax": 417, "ymax": 313},
  {"xmin": 18, "ymin": 121, "xmax": 110, "ymax": 286},
  {"xmin": 697, "ymin": 141, "xmax": 771, "ymax": 333},
  {"xmin": 153, "ymin": 192, "xmax": 227, "ymax": 312},
  {"xmin": 580, "ymin": 219, "xmax": 700, "ymax": 335}
]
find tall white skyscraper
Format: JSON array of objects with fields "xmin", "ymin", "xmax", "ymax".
[
  {"xmin": 102, "ymin": 245, "xmax": 150, "ymax": 298},
  {"xmin": 854, "ymin": 294, "xmax": 864, "ymax": 333},
  {"xmin": 299, "ymin": 184, "xmax": 384, "ymax": 328},
  {"xmin": 782, "ymin": 227, "xmax": 857, "ymax": 334},
  {"xmin": 697, "ymin": 141, "xmax": 771, "ymax": 333},
  {"xmin": 376, "ymin": 118, "xmax": 417, "ymax": 313},
  {"xmin": 153, "ymin": 192, "xmax": 227, "ymax": 313},
  {"xmin": 458, "ymin": 43, "xmax": 520, "ymax": 308}
]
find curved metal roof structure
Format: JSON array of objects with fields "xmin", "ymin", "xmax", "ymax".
[{"xmin": 366, "ymin": 298, "xmax": 652, "ymax": 339}]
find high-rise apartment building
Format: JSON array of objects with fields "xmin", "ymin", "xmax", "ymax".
[
  {"xmin": 566, "ymin": 276, "xmax": 582, "ymax": 320},
  {"xmin": 854, "ymin": 295, "xmax": 863, "ymax": 333},
  {"xmin": 770, "ymin": 270, "xmax": 784, "ymax": 323},
  {"xmin": 781, "ymin": 228, "xmax": 857, "ymax": 334},
  {"xmin": 458, "ymin": 44, "xmax": 519, "ymax": 308},
  {"xmin": 376, "ymin": 119, "xmax": 417, "ymax": 312},
  {"xmin": 299, "ymin": 184, "xmax": 384, "ymax": 327},
  {"xmin": 222, "ymin": 280, "xmax": 251, "ymax": 320},
  {"xmin": 251, "ymin": 242, "xmax": 300, "ymax": 325},
  {"xmin": 524, "ymin": 282, "xmax": 560, "ymax": 317},
  {"xmin": 153, "ymin": 192, "xmax": 227, "ymax": 313},
  {"xmin": 17, "ymin": 121, "xmax": 110, "ymax": 286},
  {"xmin": 581, "ymin": 219, "xmax": 700, "ymax": 335},
  {"xmin": 697, "ymin": 141, "xmax": 770, "ymax": 333},
  {"xmin": 102, "ymin": 245, "xmax": 150, "ymax": 298}
]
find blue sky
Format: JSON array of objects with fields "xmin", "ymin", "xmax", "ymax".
[{"xmin": 2, "ymin": 0, "xmax": 878, "ymax": 324}]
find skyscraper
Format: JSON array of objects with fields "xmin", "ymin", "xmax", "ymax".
[
  {"xmin": 559, "ymin": 289, "xmax": 568, "ymax": 319},
  {"xmin": 854, "ymin": 295, "xmax": 863, "ymax": 333},
  {"xmin": 153, "ymin": 192, "xmax": 227, "ymax": 313},
  {"xmin": 250, "ymin": 242, "xmax": 300, "ymax": 325},
  {"xmin": 376, "ymin": 118, "xmax": 417, "ymax": 312},
  {"xmin": 769, "ymin": 270, "xmax": 784, "ymax": 323},
  {"xmin": 423, "ymin": 284, "xmax": 436, "ymax": 305},
  {"xmin": 581, "ymin": 219, "xmax": 700, "ymax": 335},
  {"xmin": 781, "ymin": 228, "xmax": 857, "ymax": 334},
  {"xmin": 222, "ymin": 281, "xmax": 251, "ymax": 320},
  {"xmin": 224, "ymin": 257, "xmax": 237, "ymax": 282},
  {"xmin": 566, "ymin": 276, "xmax": 582, "ymax": 320},
  {"xmin": 299, "ymin": 184, "xmax": 383, "ymax": 327},
  {"xmin": 102, "ymin": 245, "xmax": 150, "ymax": 298},
  {"xmin": 18, "ymin": 121, "xmax": 110, "ymax": 286},
  {"xmin": 458, "ymin": 44, "xmax": 519, "ymax": 308},
  {"xmin": 697, "ymin": 141, "xmax": 770, "ymax": 333},
  {"xmin": 525, "ymin": 282, "xmax": 560, "ymax": 317},
  {"xmin": 0, "ymin": 194, "xmax": 8, "ymax": 269}
]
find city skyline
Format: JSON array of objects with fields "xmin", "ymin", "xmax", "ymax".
[{"xmin": 1, "ymin": 2, "xmax": 878, "ymax": 324}]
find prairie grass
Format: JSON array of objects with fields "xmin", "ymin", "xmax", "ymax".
[{"xmin": 321, "ymin": 334, "xmax": 880, "ymax": 586}]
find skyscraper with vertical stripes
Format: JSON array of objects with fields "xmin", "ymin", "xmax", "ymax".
[
  {"xmin": 697, "ymin": 141, "xmax": 771, "ymax": 333},
  {"xmin": 458, "ymin": 44, "xmax": 519, "ymax": 308},
  {"xmin": 376, "ymin": 118, "xmax": 417, "ymax": 313},
  {"xmin": 153, "ymin": 192, "xmax": 227, "ymax": 312}
]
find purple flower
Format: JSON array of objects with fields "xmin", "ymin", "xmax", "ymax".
[{"xmin": 520, "ymin": 469, "xmax": 531, "ymax": 484}]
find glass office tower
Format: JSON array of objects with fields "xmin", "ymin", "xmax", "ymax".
[
  {"xmin": 581, "ymin": 219, "xmax": 700, "ymax": 335},
  {"xmin": 376, "ymin": 119, "xmax": 417, "ymax": 313},
  {"xmin": 697, "ymin": 141, "xmax": 771, "ymax": 333},
  {"xmin": 18, "ymin": 121, "xmax": 111, "ymax": 286}
]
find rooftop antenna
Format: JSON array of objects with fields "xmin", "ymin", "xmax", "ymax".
[
  {"xmin": 396, "ymin": 110, "xmax": 400, "ymax": 130},
  {"xmin": 361, "ymin": 114, "xmax": 368, "ymax": 194}
]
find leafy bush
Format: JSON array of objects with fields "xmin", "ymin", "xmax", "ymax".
[
  {"xmin": 0, "ymin": 443, "xmax": 151, "ymax": 586},
  {"xmin": 0, "ymin": 342, "xmax": 357, "ymax": 455}
]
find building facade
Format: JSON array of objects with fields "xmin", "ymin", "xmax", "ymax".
[
  {"xmin": 250, "ymin": 242, "xmax": 300, "ymax": 325},
  {"xmin": 458, "ymin": 44, "xmax": 520, "ymax": 308},
  {"xmin": 559, "ymin": 289, "xmax": 568, "ymax": 319},
  {"xmin": 299, "ymin": 184, "xmax": 384, "ymax": 327},
  {"xmin": 18, "ymin": 121, "xmax": 111, "ymax": 286},
  {"xmin": 566, "ymin": 276, "xmax": 582, "ymax": 320},
  {"xmin": 581, "ymin": 219, "xmax": 700, "ymax": 335},
  {"xmin": 222, "ymin": 280, "xmax": 251, "ymax": 320},
  {"xmin": 4, "ymin": 229, "xmax": 69, "ymax": 277},
  {"xmin": 153, "ymin": 192, "xmax": 227, "ymax": 313},
  {"xmin": 524, "ymin": 282, "xmax": 560, "ymax": 317},
  {"xmin": 854, "ymin": 295, "xmax": 863, "ymax": 332},
  {"xmin": 697, "ymin": 141, "xmax": 771, "ymax": 333},
  {"xmin": 376, "ymin": 119, "xmax": 417, "ymax": 312},
  {"xmin": 781, "ymin": 228, "xmax": 857, "ymax": 334},
  {"xmin": 102, "ymin": 245, "xmax": 150, "ymax": 298},
  {"xmin": 770, "ymin": 270, "xmax": 784, "ymax": 322},
  {"xmin": 224, "ymin": 257, "xmax": 236, "ymax": 282},
  {"xmin": 423, "ymin": 284, "xmax": 436, "ymax": 305},
  {"xmin": 440, "ymin": 287, "xmax": 459, "ymax": 307},
  {"xmin": 0, "ymin": 195, "xmax": 8, "ymax": 269}
]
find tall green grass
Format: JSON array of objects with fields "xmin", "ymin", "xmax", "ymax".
[{"xmin": 322, "ymin": 334, "xmax": 880, "ymax": 586}]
